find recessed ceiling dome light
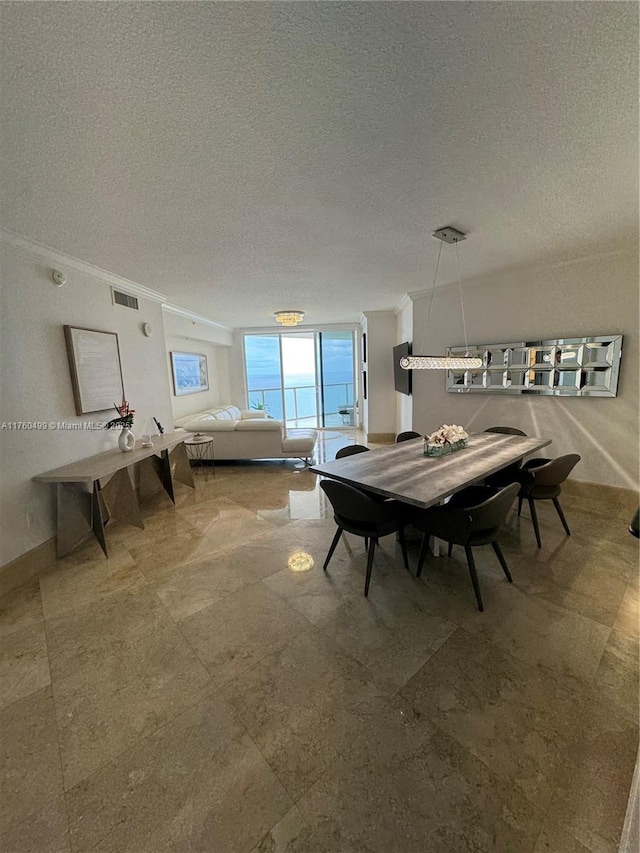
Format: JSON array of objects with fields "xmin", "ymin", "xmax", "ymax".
[{"xmin": 274, "ymin": 310, "xmax": 305, "ymax": 327}]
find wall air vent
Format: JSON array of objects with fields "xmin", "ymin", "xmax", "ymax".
[{"xmin": 112, "ymin": 288, "xmax": 139, "ymax": 310}]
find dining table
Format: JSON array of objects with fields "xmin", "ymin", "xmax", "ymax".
[{"xmin": 310, "ymin": 432, "xmax": 552, "ymax": 514}]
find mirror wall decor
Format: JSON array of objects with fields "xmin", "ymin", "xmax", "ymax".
[{"xmin": 446, "ymin": 335, "xmax": 623, "ymax": 396}]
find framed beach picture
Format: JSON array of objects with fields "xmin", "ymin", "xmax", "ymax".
[
  {"xmin": 171, "ymin": 351, "xmax": 209, "ymax": 396},
  {"xmin": 64, "ymin": 326, "xmax": 125, "ymax": 415}
]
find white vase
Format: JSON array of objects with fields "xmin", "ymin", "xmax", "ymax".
[{"xmin": 118, "ymin": 427, "xmax": 136, "ymax": 452}]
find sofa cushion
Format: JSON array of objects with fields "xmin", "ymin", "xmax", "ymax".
[
  {"xmin": 235, "ymin": 418, "xmax": 282, "ymax": 432},
  {"xmin": 224, "ymin": 406, "xmax": 242, "ymax": 420},
  {"xmin": 211, "ymin": 408, "xmax": 233, "ymax": 420},
  {"xmin": 182, "ymin": 417, "xmax": 236, "ymax": 432},
  {"xmin": 282, "ymin": 429, "xmax": 317, "ymax": 452}
]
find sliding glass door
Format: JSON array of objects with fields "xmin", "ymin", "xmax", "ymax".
[
  {"xmin": 244, "ymin": 330, "xmax": 356, "ymax": 428},
  {"xmin": 318, "ymin": 331, "xmax": 356, "ymax": 426}
]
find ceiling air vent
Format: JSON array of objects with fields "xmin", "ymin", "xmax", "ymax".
[{"xmin": 112, "ymin": 288, "xmax": 139, "ymax": 310}]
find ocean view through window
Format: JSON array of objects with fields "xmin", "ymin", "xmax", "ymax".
[{"xmin": 244, "ymin": 331, "xmax": 357, "ymax": 428}]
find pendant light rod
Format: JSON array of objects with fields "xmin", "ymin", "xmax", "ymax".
[{"xmin": 400, "ymin": 226, "xmax": 482, "ymax": 371}]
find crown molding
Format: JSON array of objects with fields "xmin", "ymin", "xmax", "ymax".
[
  {"xmin": 394, "ymin": 294, "xmax": 413, "ymax": 315},
  {"xmin": 0, "ymin": 227, "xmax": 169, "ymax": 303},
  {"xmin": 407, "ymin": 244, "xmax": 636, "ymax": 302},
  {"xmin": 362, "ymin": 310, "xmax": 396, "ymax": 319},
  {"xmin": 236, "ymin": 321, "xmax": 358, "ymax": 335},
  {"xmin": 161, "ymin": 302, "xmax": 234, "ymax": 333}
]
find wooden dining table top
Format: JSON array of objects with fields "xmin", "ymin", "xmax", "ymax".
[{"xmin": 310, "ymin": 433, "xmax": 552, "ymax": 509}]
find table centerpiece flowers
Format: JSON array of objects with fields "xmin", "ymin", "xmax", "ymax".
[{"xmin": 424, "ymin": 423, "xmax": 469, "ymax": 457}]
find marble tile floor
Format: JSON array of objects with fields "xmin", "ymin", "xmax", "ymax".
[{"xmin": 1, "ymin": 430, "xmax": 638, "ymax": 852}]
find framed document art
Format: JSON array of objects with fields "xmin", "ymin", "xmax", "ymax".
[
  {"xmin": 64, "ymin": 326, "xmax": 125, "ymax": 415},
  {"xmin": 171, "ymin": 351, "xmax": 209, "ymax": 396}
]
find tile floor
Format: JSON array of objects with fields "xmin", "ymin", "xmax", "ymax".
[{"xmin": 1, "ymin": 430, "xmax": 638, "ymax": 852}]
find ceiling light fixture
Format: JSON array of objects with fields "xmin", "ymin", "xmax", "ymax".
[
  {"xmin": 401, "ymin": 227, "xmax": 483, "ymax": 371},
  {"xmin": 274, "ymin": 310, "xmax": 305, "ymax": 327}
]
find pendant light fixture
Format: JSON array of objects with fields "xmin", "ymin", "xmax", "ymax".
[
  {"xmin": 274, "ymin": 310, "xmax": 305, "ymax": 327},
  {"xmin": 400, "ymin": 227, "xmax": 482, "ymax": 371}
]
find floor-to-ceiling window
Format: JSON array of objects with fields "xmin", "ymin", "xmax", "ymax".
[{"xmin": 244, "ymin": 330, "xmax": 357, "ymax": 428}]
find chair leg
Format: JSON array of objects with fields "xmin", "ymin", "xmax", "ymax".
[
  {"xmin": 491, "ymin": 540, "xmax": 513, "ymax": 583},
  {"xmin": 364, "ymin": 536, "xmax": 369, "ymax": 550},
  {"xmin": 447, "ymin": 541, "xmax": 453, "ymax": 558},
  {"xmin": 517, "ymin": 496, "xmax": 523, "ymax": 517},
  {"xmin": 553, "ymin": 498, "xmax": 571, "ymax": 536},
  {"xmin": 464, "ymin": 545, "xmax": 484, "ymax": 612},
  {"xmin": 397, "ymin": 526, "xmax": 409, "ymax": 570},
  {"xmin": 323, "ymin": 526, "xmax": 343, "ymax": 571},
  {"xmin": 528, "ymin": 498, "xmax": 542, "ymax": 548},
  {"xmin": 363, "ymin": 537, "xmax": 377, "ymax": 597},
  {"xmin": 416, "ymin": 534, "xmax": 430, "ymax": 578}
]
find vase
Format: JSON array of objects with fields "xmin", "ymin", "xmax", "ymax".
[
  {"xmin": 118, "ymin": 427, "xmax": 136, "ymax": 452},
  {"xmin": 424, "ymin": 438, "xmax": 468, "ymax": 457}
]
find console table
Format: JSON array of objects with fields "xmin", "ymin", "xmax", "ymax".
[{"xmin": 34, "ymin": 432, "xmax": 195, "ymax": 558}]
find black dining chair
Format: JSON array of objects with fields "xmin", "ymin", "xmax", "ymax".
[
  {"xmin": 485, "ymin": 426, "xmax": 527, "ymax": 436},
  {"xmin": 320, "ymin": 479, "xmax": 409, "ymax": 596},
  {"xmin": 484, "ymin": 427, "xmax": 528, "ymax": 489},
  {"xmin": 517, "ymin": 454, "xmax": 581, "ymax": 548},
  {"xmin": 395, "ymin": 431, "xmax": 422, "ymax": 443},
  {"xmin": 410, "ymin": 483, "xmax": 520, "ymax": 612},
  {"xmin": 335, "ymin": 444, "xmax": 370, "ymax": 460}
]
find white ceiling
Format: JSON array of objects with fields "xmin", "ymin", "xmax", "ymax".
[{"xmin": 1, "ymin": 2, "xmax": 637, "ymax": 328}]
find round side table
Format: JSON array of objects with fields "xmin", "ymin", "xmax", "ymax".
[{"xmin": 184, "ymin": 434, "xmax": 215, "ymax": 480}]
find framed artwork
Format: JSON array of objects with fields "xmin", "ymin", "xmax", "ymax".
[
  {"xmin": 64, "ymin": 326, "xmax": 125, "ymax": 415},
  {"xmin": 171, "ymin": 351, "xmax": 209, "ymax": 396}
]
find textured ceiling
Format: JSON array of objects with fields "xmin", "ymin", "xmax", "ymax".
[{"xmin": 1, "ymin": 2, "xmax": 638, "ymax": 328}]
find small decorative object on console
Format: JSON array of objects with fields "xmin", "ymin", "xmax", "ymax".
[
  {"xmin": 424, "ymin": 424, "xmax": 469, "ymax": 457},
  {"xmin": 105, "ymin": 400, "xmax": 136, "ymax": 452}
]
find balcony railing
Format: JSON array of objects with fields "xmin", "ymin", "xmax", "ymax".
[{"xmin": 248, "ymin": 382, "xmax": 355, "ymax": 428}]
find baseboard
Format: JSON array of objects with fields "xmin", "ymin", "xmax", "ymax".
[
  {"xmin": 0, "ymin": 537, "xmax": 57, "ymax": 598},
  {"xmin": 563, "ymin": 479, "xmax": 638, "ymax": 513},
  {"xmin": 367, "ymin": 433, "xmax": 395, "ymax": 444}
]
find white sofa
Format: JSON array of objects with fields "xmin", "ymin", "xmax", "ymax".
[{"xmin": 174, "ymin": 405, "xmax": 317, "ymax": 463}]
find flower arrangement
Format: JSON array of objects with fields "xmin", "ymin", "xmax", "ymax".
[
  {"xmin": 424, "ymin": 424, "xmax": 469, "ymax": 457},
  {"xmin": 105, "ymin": 400, "xmax": 135, "ymax": 430},
  {"xmin": 425, "ymin": 423, "xmax": 468, "ymax": 446}
]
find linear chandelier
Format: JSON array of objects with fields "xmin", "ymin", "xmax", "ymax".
[
  {"xmin": 401, "ymin": 227, "xmax": 482, "ymax": 371},
  {"xmin": 274, "ymin": 310, "xmax": 305, "ymax": 327}
]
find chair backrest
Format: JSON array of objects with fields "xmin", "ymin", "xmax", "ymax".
[
  {"xmin": 529, "ymin": 454, "xmax": 581, "ymax": 487},
  {"xmin": 396, "ymin": 430, "xmax": 422, "ymax": 443},
  {"xmin": 467, "ymin": 482, "xmax": 520, "ymax": 532},
  {"xmin": 320, "ymin": 479, "xmax": 391, "ymax": 524},
  {"xmin": 335, "ymin": 444, "xmax": 370, "ymax": 459},
  {"xmin": 485, "ymin": 426, "xmax": 527, "ymax": 436}
]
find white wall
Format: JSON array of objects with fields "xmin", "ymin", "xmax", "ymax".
[
  {"xmin": 410, "ymin": 248, "xmax": 639, "ymax": 489},
  {"xmin": 229, "ymin": 331, "xmax": 250, "ymax": 410},
  {"xmin": 362, "ymin": 311, "xmax": 397, "ymax": 437},
  {"xmin": 395, "ymin": 296, "xmax": 413, "ymax": 434},
  {"xmin": 0, "ymin": 241, "xmax": 175, "ymax": 566}
]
